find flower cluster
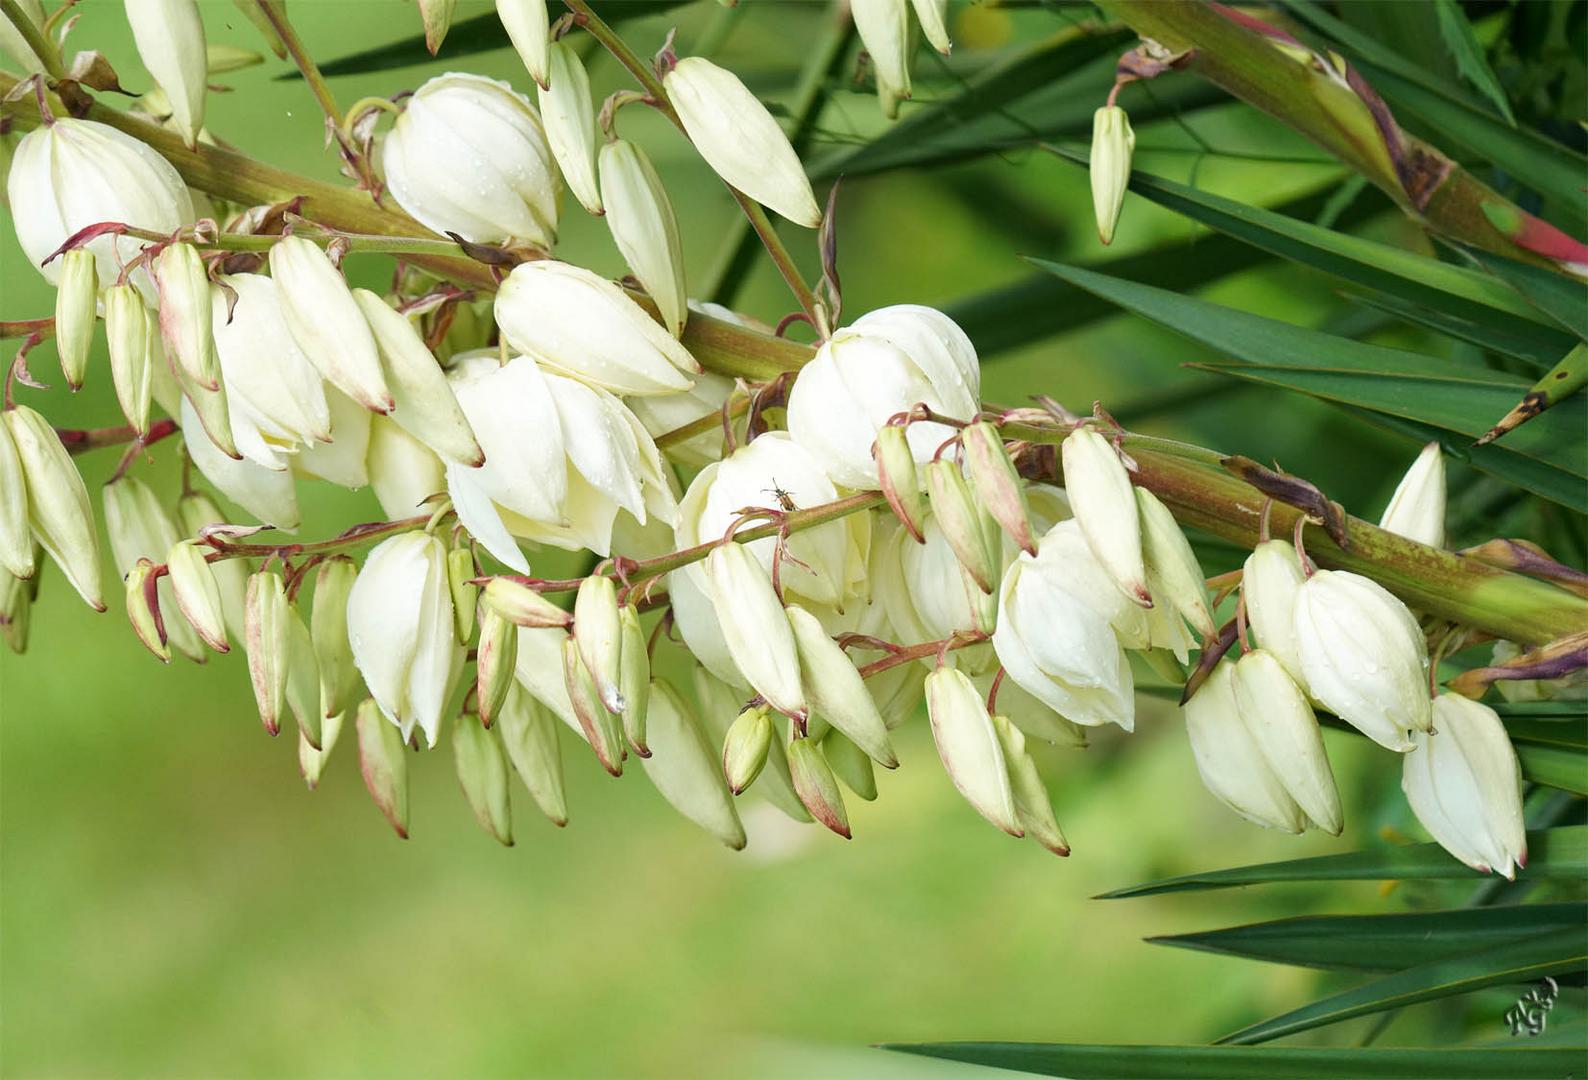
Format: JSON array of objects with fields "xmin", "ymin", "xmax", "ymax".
[{"xmin": 0, "ymin": 0, "xmax": 1560, "ymax": 874}]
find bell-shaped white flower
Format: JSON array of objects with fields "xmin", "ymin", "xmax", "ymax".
[
  {"xmin": 368, "ymin": 417, "xmax": 446, "ymax": 519},
  {"xmin": 1061, "ymin": 426, "xmax": 1150, "ymax": 607},
  {"xmin": 1402, "ymin": 693, "xmax": 1527, "ymax": 878},
  {"xmin": 1379, "ymin": 441, "xmax": 1446, "ymax": 548},
  {"xmin": 7, "ymin": 119, "xmax": 194, "ymax": 294},
  {"xmin": 1242, "ymin": 539, "xmax": 1307, "ymax": 686},
  {"xmin": 125, "ymin": 0, "xmax": 208, "ymax": 147},
  {"xmin": 494, "ymin": 260, "xmax": 701, "ymax": 395},
  {"xmin": 268, "ymin": 236, "xmax": 392, "ymax": 414},
  {"xmin": 537, "ymin": 42, "xmax": 602, "ymax": 215},
  {"xmin": 445, "ymin": 352, "xmax": 675, "ymax": 571},
  {"xmin": 626, "ymin": 371, "xmax": 734, "ymax": 466},
  {"xmin": 346, "ymin": 531, "xmax": 465, "ymax": 747},
  {"xmin": 1184, "ymin": 660, "xmax": 1307, "ymax": 833},
  {"xmin": 852, "ymin": 0, "xmax": 912, "ymax": 117},
  {"xmin": 877, "ymin": 510, "xmax": 991, "ymax": 644},
  {"xmin": 181, "ymin": 396, "xmax": 300, "ymax": 528},
  {"xmin": 786, "ymin": 304, "xmax": 981, "ymax": 489},
  {"xmin": 663, "ymin": 56, "xmax": 823, "ymax": 228},
  {"xmin": 1294, "ymin": 569, "xmax": 1433, "ymax": 751},
  {"xmin": 381, "ymin": 72, "xmax": 560, "ymax": 248},
  {"xmin": 1230, "ymin": 648, "xmax": 1342, "ymax": 835}
]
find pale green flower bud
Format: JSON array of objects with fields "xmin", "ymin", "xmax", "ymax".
[
  {"xmin": 664, "ymin": 56, "xmax": 822, "ymax": 228},
  {"xmin": 721, "ymin": 704, "xmax": 773, "ymax": 795},
  {"xmin": 310, "ymin": 557, "xmax": 361, "ymax": 720},
  {"xmin": 124, "ymin": 558, "xmax": 171, "ymax": 662},
  {"xmin": 562, "ymin": 635, "xmax": 625, "ymax": 775},
  {"xmin": 496, "ymin": 0, "xmax": 550, "ymax": 88},
  {"xmin": 1231, "ymin": 649, "xmax": 1342, "ymax": 835},
  {"xmin": 5, "ymin": 406, "xmax": 103, "ymax": 610},
  {"xmin": 1136, "ymin": 487, "xmax": 1214, "ymax": 638},
  {"xmin": 925, "ymin": 667, "xmax": 1021, "ymax": 836},
  {"xmin": 924, "ymin": 459, "xmax": 998, "ymax": 594},
  {"xmin": 853, "ymin": 0, "xmax": 911, "ymax": 117},
  {"xmin": 962, "ymin": 420, "xmax": 1035, "ymax": 556},
  {"xmin": 1183, "ymin": 660, "xmax": 1307, "ymax": 833},
  {"xmin": 1403, "ymin": 693, "xmax": 1526, "ymax": 878},
  {"xmin": 1293, "ymin": 569, "xmax": 1432, "ymax": 751},
  {"xmin": 446, "ymin": 547, "xmax": 479, "ymax": 644},
  {"xmin": 284, "ymin": 606, "xmax": 323, "ymax": 749},
  {"xmin": 166, "ymin": 539, "xmax": 228, "ymax": 652},
  {"xmin": 787, "ymin": 736, "xmax": 850, "ymax": 838},
  {"xmin": 573, "ymin": 574, "xmax": 624, "ymax": 714},
  {"xmin": 352, "ymin": 288, "xmax": 483, "ymax": 466},
  {"xmin": 172, "ymin": 353, "xmax": 240, "ymax": 462},
  {"xmin": 1242, "ymin": 539, "xmax": 1307, "ymax": 686},
  {"xmin": 0, "ymin": 409, "xmax": 34, "ymax": 578},
  {"xmin": 354, "ymin": 698, "xmax": 410, "ymax": 838},
  {"xmin": 268, "ymin": 236, "xmax": 393, "ymax": 414},
  {"xmin": 1062, "ymin": 426, "xmax": 1150, "ymax": 607},
  {"xmin": 991, "ymin": 714, "xmax": 1069, "ymax": 855},
  {"xmin": 453, "ymin": 711, "xmax": 514, "ymax": 846},
  {"xmin": 617, "ymin": 605, "xmax": 651, "ymax": 756},
  {"xmin": 822, "ymin": 732, "xmax": 877, "ymax": 801},
  {"xmin": 599, "ymin": 138, "xmax": 687, "ymax": 338},
  {"xmin": 475, "ymin": 605, "xmax": 518, "ymax": 728},
  {"xmin": 153, "ymin": 242, "xmax": 221, "ymax": 391},
  {"xmin": 538, "ymin": 41, "xmax": 602, "ymax": 215},
  {"xmin": 417, "ymin": 0, "xmax": 456, "ymax": 54},
  {"xmin": 54, "ymin": 249, "xmax": 98, "ymax": 391},
  {"xmin": 642, "ymin": 680, "xmax": 746, "ymax": 849},
  {"xmin": 786, "ymin": 604, "xmax": 897, "ymax": 768},
  {"xmin": 875, "ymin": 424, "xmax": 925, "ymax": 542},
  {"xmin": 1090, "ymin": 105, "xmax": 1134, "ymax": 245},
  {"xmin": 245, "ymin": 568, "xmax": 290, "ymax": 735},
  {"xmin": 705, "ymin": 541, "xmax": 806, "ymax": 721},
  {"xmin": 105, "ymin": 284, "xmax": 154, "ymax": 436},
  {"xmin": 177, "ymin": 490, "xmax": 246, "ymax": 642},
  {"xmin": 483, "ymin": 576, "xmax": 571, "ymax": 629},
  {"xmin": 125, "ymin": 0, "xmax": 208, "ymax": 147},
  {"xmin": 104, "ymin": 476, "xmax": 203, "ymax": 660},
  {"xmin": 496, "ymin": 684, "xmax": 567, "ymax": 826},
  {"xmin": 298, "ymin": 709, "xmax": 345, "ymax": 791},
  {"xmin": 1378, "ymin": 441, "xmax": 1446, "ymax": 549},
  {"xmin": 910, "ymin": 0, "xmax": 951, "ymax": 54},
  {"xmin": 0, "ymin": 564, "xmax": 36, "ymax": 654},
  {"xmin": 694, "ymin": 665, "xmax": 810, "ymax": 823}
]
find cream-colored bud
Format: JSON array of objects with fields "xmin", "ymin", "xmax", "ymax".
[
  {"xmin": 787, "ymin": 736, "xmax": 850, "ymax": 838},
  {"xmin": 599, "ymin": 138, "xmax": 687, "ymax": 338},
  {"xmin": 1242, "ymin": 539, "xmax": 1307, "ymax": 685},
  {"xmin": 910, "ymin": 0, "xmax": 951, "ymax": 54},
  {"xmin": 124, "ymin": 559, "xmax": 170, "ymax": 662},
  {"xmin": 1231, "ymin": 649, "xmax": 1343, "ymax": 835},
  {"xmin": 1090, "ymin": 105, "xmax": 1134, "ymax": 245},
  {"xmin": 354, "ymin": 698, "xmax": 409, "ymax": 837},
  {"xmin": 298, "ymin": 709, "xmax": 344, "ymax": 791},
  {"xmin": 705, "ymin": 541, "xmax": 806, "ymax": 720},
  {"xmin": 573, "ymin": 574, "xmax": 624, "ymax": 714},
  {"xmin": 105, "ymin": 284, "xmax": 154, "ymax": 435},
  {"xmin": 103, "ymin": 476, "xmax": 202, "ymax": 661},
  {"xmin": 853, "ymin": 0, "xmax": 912, "ymax": 117},
  {"xmin": 786, "ymin": 604, "xmax": 897, "ymax": 768},
  {"xmin": 722, "ymin": 704, "xmax": 773, "ymax": 794},
  {"xmin": 125, "ymin": 0, "xmax": 208, "ymax": 146},
  {"xmin": 617, "ymin": 605, "xmax": 650, "ymax": 756},
  {"xmin": 1061, "ymin": 426, "xmax": 1149, "ymax": 606},
  {"xmin": 475, "ymin": 605, "xmax": 519, "ymax": 728},
  {"xmin": 166, "ymin": 539, "xmax": 228, "ymax": 652},
  {"xmin": 54, "ymin": 249, "xmax": 97, "ymax": 390},
  {"xmin": 924, "ymin": 667, "xmax": 1021, "ymax": 835},
  {"xmin": 1183, "ymin": 660, "xmax": 1307, "ymax": 833},
  {"xmin": 284, "ymin": 607, "xmax": 323, "ymax": 749},
  {"xmin": 924, "ymin": 458, "xmax": 998, "ymax": 594},
  {"xmin": 176, "ymin": 490, "xmax": 246, "ymax": 642},
  {"xmin": 268, "ymin": 236, "xmax": 392, "ymax": 413},
  {"xmin": 496, "ymin": 684, "xmax": 567, "ymax": 826},
  {"xmin": 1403, "ymin": 693, "xmax": 1527, "ymax": 878},
  {"xmin": 1136, "ymin": 487, "xmax": 1214, "ymax": 638},
  {"xmin": 4, "ymin": 406, "xmax": 103, "ymax": 610},
  {"xmin": 453, "ymin": 712, "xmax": 514, "ymax": 845},
  {"xmin": 352, "ymin": 289, "xmax": 483, "ymax": 466},
  {"xmin": 1379, "ymin": 441, "xmax": 1446, "ymax": 549},
  {"xmin": 823, "ymin": 732, "xmax": 878, "ymax": 800},
  {"xmin": 663, "ymin": 56, "xmax": 823, "ymax": 228},
  {"xmin": 483, "ymin": 576, "xmax": 571, "ymax": 628},
  {"xmin": 417, "ymin": 0, "xmax": 456, "ymax": 54},
  {"xmin": 875, "ymin": 424, "xmax": 925, "ymax": 542},
  {"xmin": 1293, "ymin": 569, "xmax": 1433, "ymax": 751},
  {"xmin": 538, "ymin": 41, "xmax": 603, "ymax": 215},
  {"xmin": 642, "ymin": 679, "xmax": 747, "ymax": 848},
  {"xmin": 0, "ymin": 411, "xmax": 33, "ymax": 579},
  {"xmin": 962, "ymin": 421, "xmax": 1036, "ymax": 555},
  {"xmin": 496, "ymin": 0, "xmax": 550, "ymax": 87},
  {"xmin": 446, "ymin": 545, "xmax": 479, "ymax": 644},
  {"xmin": 245, "ymin": 569, "xmax": 290, "ymax": 735},
  {"xmin": 562, "ymin": 635, "xmax": 625, "ymax": 775},
  {"xmin": 153, "ymin": 243, "xmax": 221, "ymax": 391},
  {"xmin": 310, "ymin": 556, "xmax": 361, "ymax": 719},
  {"xmin": 991, "ymin": 714, "xmax": 1069, "ymax": 855}
]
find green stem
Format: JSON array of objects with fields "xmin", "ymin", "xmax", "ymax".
[
  {"xmin": 117, "ymin": 223, "xmax": 471, "ymax": 260},
  {"xmin": 254, "ymin": 0, "xmax": 342, "ymax": 130},
  {"xmin": 0, "ymin": 318, "xmax": 54, "ymax": 341},
  {"xmin": 0, "ymin": 0, "xmax": 64, "ymax": 80},
  {"xmin": 205, "ymin": 514, "xmax": 429, "ymax": 559}
]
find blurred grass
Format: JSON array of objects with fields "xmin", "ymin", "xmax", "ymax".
[{"xmin": 0, "ymin": 2, "xmax": 1481, "ymax": 1077}]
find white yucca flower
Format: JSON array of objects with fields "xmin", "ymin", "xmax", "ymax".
[
  {"xmin": 180, "ymin": 394, "xmax": 300, "ymax": 529},
  {"xmin": 1242, "ymin": 539, "xmax": 1308, "ymax": 686},
  {"xmin": 599, "ymin": 138, "xmax": 687, "ymax": 338},
  {"xmin": 1184, "ymin": 660, "xmax": 1308, "ymax": 833},
  {"xmin": 1403, "ymin": 693, "xmax": 1527, "ymax": 878},
  {"xmin": 1378, "ymin": 441, "xmax": 1446, "ymax": 548},
  {"xmin": 625, "ymin": 370, "xmax": 735, "ymax": 466},
  {"xmin": 1061, "ymin": 426, "xmax": 1151, "ymax": 607},
  {"xmin": 537, "ymin": 42, "xmax": 602, "ymax": 215},
  {"xmin": 496, "ymin": 0, "xmax": 550, "ymax": 88},
  {"xmin": 1229, "ymin": 648, "xmax": 1342, "ymax": 835},
  {"xmin": 125, "ymin": 0, "xmax": 208, "ymax": 147},
  {"xmin": 367, "ymin": 417, "xmax": 446, "ymax": 519},
  {"xmin": 268, "ymin": 236, "xmax": 393, "ymax": 414}
]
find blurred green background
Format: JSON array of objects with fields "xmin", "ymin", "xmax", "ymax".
[{"xmin": 0, "ymin": 2, "xmax": 1553, "ymax": 1077}]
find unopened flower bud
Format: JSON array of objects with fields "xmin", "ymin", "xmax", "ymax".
[
  {"xmin": 4, "ymin": 406, "xmax": 103, "ymax": 610},
  {"xmin": 0, "ymin": 413, "xmax": 33, "ymax": 579},
  {"xmin": 1293, "ymin": 569, "xmax": 1432, "ymax": 751},
  {"xmin": 494, "ymin": 261, "xmax": 700, "ymax": 396},
  {"xmin": 0, "ymin": 567, "xmax": 32, "ymax": 654},
  {"xmin": 853, "ymin": 0, "xmax": 912, "ymax": 117},
  {"xmin": 1062, "ymin": 426, "xmax": 1149, "ymax": 606},
  {"xmin": 352, "ymin": 289, "xmax": 483, "ymax": 466},
  {"xmin": 641, "ymin": 680, "xmax": 746, "ymax": 848},
  {"xmin": 153, "ymin": 242, "xmax": 221, "ymax": 391},
  {"xmin": 664, "ymin": 56, "xmax": 823, "ymax": 228},
  {"xmin": 925, "ymin": 667, "xmax": 1021, "ymax": 836},
  {"xmin": 177, "ymin": 490, "xmax": 246, "ymax": 641},
  {"xmin": 125, "ymin": 0, "xmax": 208, "ymax": 146},
  {"xmin": 1184, "ymin": 660, "xmax": 1307, "ymax": 833},
  {"xmin": 354, "ymin": 698, "xmax": 409, "ymax": 838},
  {"xmin": 822, "ymin": 732, "xmax": 878, "ymax": 800},
  {"xmin": 1403, "ymin": 693, "xmax": 1526, "ymax": 878},
  {"xmin": 991, "ymin": 714, "xmax": 1069, "ymax": 855},
  {"xmin": 484, "ymin": 576, "xmax": 571, "ymax": 628},
  {"xmin": 475, "ymin": 605, "xmax": 518, "ymax": 728},
  {"xmin": 1231, "ymin": 649, "xmax": 1342, "ymax": 835},
  {"xmin": 446, "ymin": 547, "xmax": 479, "ymax": 643},
  {"xmin": 166, "ymin": 539, "xmax": 228, "ymax": 652},
  {"xmin": 417, "ymin": 0, "xmax": 456, "ymax": 53},
  {"xmin": 911, "ymin": 0, "xmax": 951, "ymax": 54},
  {"xmin": 962, "ymin": 421, "xmax": 1035, "ymax": 555},
  {"xmin": 563, "ymin": 636, "xmax": 625, "ymax": 775},
  {"xmin": 1242, "ymin": 539, "xmax": 1306, "ymax": 685},
  {"xmin": 453, "ymin": 711, "xmax": 514, "ymax": 845},
  {"xmin": 54, "ymin": 249, "xmax": 97, "ymax": 391},
  {"xmin": 1136, "ymin": 487, "xmax": 1213, "ymax": 638},
  {"xmin": 538, "ymin": 41, "xmax": 602, "ymax": 215},
  {"xmin": 787, "ymin": 604, "xmax": 897, "ymax": 768},
  {"xmin": 787, "ymin": 736, "xmax": 851, "ymax": 838},
  {"xmin": 600, "ymin": 138, "xmax": 687, "ymax": 338},
  {"xmin": 721, "ymin": 704, "xmax": 773, "ymax": 794},
  {"xmin": 924, "ymin": 458, "xmax": 999, "ymax": 594},
  {"xmin": 298, "ymin": 708, "xmax": 344, "ymax": 790},
  {"xmin": 573, "ymin": 574, "xmax": 624, "ymax": 714},
  {"xmin": 125, "ymin": 558, "xmax": 170, "ymax": 662},
  {"xmin": 1379, "ymin": 441, "xmax": 1446, "ymax": 548},
  {"xmin": 171, "ymin": 344, "xmax": 240, "ymax": 461},
  {"xmin": 284, "ymin": 607, "xmax": 323, "ymax": 749},
  {"xmin": 245, "ymin": 568, "xmax": 290, "ymax": 735},
  {"xmin": 496, "ymin": 684, "xmax": 567, "ymax": 826},
  {"xmin": 104, "ymin": 476, "xmax": 203, "ymax": 661},
  {"xmin": 104, "ymin": 284, "xmax": 154, "ymax": 435},
  {"xmin": 875, "ymin": 424, "xmax": 925, "ymax": 542},
  {"xmin": 1090, "ymin": 105, "xmax": 1134, "ymax": 245},
  {"xmin": 496, "ymin": 0, "xmax": 550, "ymax": 87},
  {"xmin": 307, "ymin": 557, "xmax": 360, "ymax": 719},
  {"xmin": 617, "ymin": 605, "xmax": 651, "ymax": 756},
  {"xmin": 268, "ymin": 236, "xmax": 393, "ymax": 413},
  {"xmin": 705, "ymin": 541, "xmax": 806, "ymax": 720}
]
